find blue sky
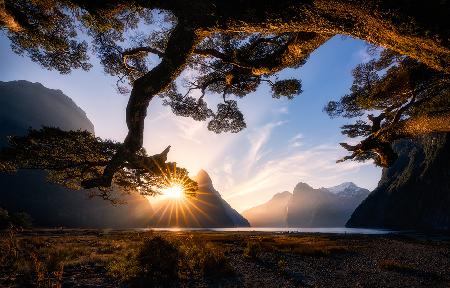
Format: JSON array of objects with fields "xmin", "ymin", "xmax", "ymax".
[{"xmin": 0, "ymin": 33, "xmax": 381, "ymax": 212}]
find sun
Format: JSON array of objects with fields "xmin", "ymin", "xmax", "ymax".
[{"xmin": 161, "ymin": 183, "xmax": 185, "ymax": 200}]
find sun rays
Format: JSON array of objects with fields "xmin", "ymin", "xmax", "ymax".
[
  {"xmin": 161, "ymin": 183, "xmax": 185, "ymax": 200},
  {"xmin": 150, "ymin": 187, "xmax": 219, "ymax": 227}
]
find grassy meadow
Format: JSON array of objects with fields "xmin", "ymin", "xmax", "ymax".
[{"xmin": 0, "ymin": 229, "xmax": 449, "ymax": 287}]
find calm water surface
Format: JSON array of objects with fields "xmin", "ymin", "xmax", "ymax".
[{"xmin": 142, "ymin": 227, "xmax": 393, "ymax": 234}]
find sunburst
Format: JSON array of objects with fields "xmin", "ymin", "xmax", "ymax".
[{"xmin": 161, "ymin": 183, "xmax": 185, "ymax": 200}]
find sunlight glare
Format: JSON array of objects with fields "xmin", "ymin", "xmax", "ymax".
[{"xmin": 161, "ymin": 183, "xmax": 185, "ymax": 200}]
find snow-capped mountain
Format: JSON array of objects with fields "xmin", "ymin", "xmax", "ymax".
[
  {"xmin": 327, "ymin": 182, "xmax": 370, "ymax": 199},
  {"xmin": 242, "ymin": 181, "xmax": 370, "ymax": 227}
]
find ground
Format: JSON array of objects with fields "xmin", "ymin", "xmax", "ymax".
[{"xmin": 0, "ymin": 229, "xmax": 449, "ymax": 287}]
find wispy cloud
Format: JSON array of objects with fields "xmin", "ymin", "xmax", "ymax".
[
  {"xmin": 289, "ymin": 133, "xmax": 303, "ymax": 148},
  {"xmin": 244, "ymin": 120, "xmax": 286, "ymax": 173},
  {"xmin": 219, "ymin": 137, "xmax": 375, "ymax": 212}
]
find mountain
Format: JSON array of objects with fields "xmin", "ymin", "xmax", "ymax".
[
  {"xmin": 347, "ymin": 133, "xmax": 450, "ymax": 231},
  {"xmin": 149, "ymin": 170, "xmax": 250, "ymax": 227},
  {"xmin": 242, "ymin": 191, "xmax": 292, "ymax": 227},
  {"xmin": 242, "ymin": 182, "xmax": 369, "ymax": 227},
  {"xmin": 0, "ymin": 80, "xmax": 154, "ymax": 228}
]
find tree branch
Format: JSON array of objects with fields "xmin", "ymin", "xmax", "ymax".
[{"xmin": 81, "ymin": 23, "xmax": 201, "ymax": 189}]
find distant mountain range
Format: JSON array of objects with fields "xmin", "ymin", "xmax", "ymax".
[
  {"xmin": 149, "ymin": 170, "xmax": 250, "ymax": 228},
  {"xmin": 347, "ymin": 133, "xmax": 450, "ymax": 231},
  {"xmin": 243, "ymin": 182, "xmax": 369, "ymax": 227},
  {"xmin": 0, "ymin": 80, "xmax": 154, "ymax": 228}
]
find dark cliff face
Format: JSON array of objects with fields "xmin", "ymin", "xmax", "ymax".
[
  {"xmin": 149, "ymin": 170, "xmax": 250, "ymax": 228},
  {"xmin": 0, "ymin": 80, "xmax": 154, "ymax": 228},
  {"xmin": 347, "ymin": 133, "xmax": 450, "ymax": 231},
  {"xmin": 0, "ymin": 80, "xmax": 94, "ymax": 141}
]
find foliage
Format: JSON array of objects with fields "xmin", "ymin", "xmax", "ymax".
[
  {"xmin": 0, "ymin": 230, "xmax": 66, "ymax": 287},
  {"xmin": 180, "ymin": 237, "xmax": 234, "ymax": 278},
  {"xmin": 243, "ymin": 238, "xmax": 263, "ymax": 259},
  {"xmin": 0, "ymin": 0, "xmax": 449, "ymax": 194},
  {"xmin": 0, "ymin": 207, "xmax": 32, "ymax": 229},
  {"xmin": 0, "ymin": 127, "xmax": 197, "ymax": 201},
  {"xmin": 325, "ymin": 49, "xmax": 450, "ymax": 167},
  {"xmin": 134, "ymin": 236, "xmax": 180, "ymax": 286}
]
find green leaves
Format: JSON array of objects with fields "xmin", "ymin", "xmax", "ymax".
[{"xmin": 271, "ymin": 79, "xmax": 302, "ymax": 99}]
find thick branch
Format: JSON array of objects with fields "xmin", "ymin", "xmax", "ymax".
[
  {"xmin": 122, "ymin": 46, "xmax": 164, "ymax": 58},
  {"xmin": 195, "ymin": 32, "xmax": 329, "ymax": 75},
  {"xmin": 82, "ymin": 23, "xmax": 201, "ymax": 189},
  {"xmin": 340, "ymin": 111, "xmax": 450, "ymax": 167}
]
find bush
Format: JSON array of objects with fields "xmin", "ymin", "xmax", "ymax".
[
  {"xmin": 10, "ymin": 212, "xmax": 33, "ymax": 229},
  {"xmin": 243, "ymin": 239, "xmax": 263, "ymax": 259},
  {"xmin": 0, "ymin": 208, "xmax": 32, "ymax": 229},
  {"xmin": 199, "ymin": 243, "xmax": 233, "ymax": 278},
  {"xmin": 134, "ymin": 236, "xmax": 180, "ymax": 286},
  {"xmin": 0, "ymin": 208, "xmax": 9, "ymax": 229},
  {"xmin": 179, "ymin": 237, "xmax": 234, "ymax": 279}
]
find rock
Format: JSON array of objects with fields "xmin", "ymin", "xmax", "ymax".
[{"xmin": 347, "ymin": 133, "xmax": 450, "ymax": 231}]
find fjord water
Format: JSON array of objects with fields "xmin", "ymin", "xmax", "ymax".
[{"xmin": 144, "ymin": 227, "xmax": 392, "ymax": 234}]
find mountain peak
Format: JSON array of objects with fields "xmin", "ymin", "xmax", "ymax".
[
  {"xmin": 195, "ymin": 169, "xmax": 212, "ymax": 185},
  {"xmin": 294, "ymin": 182, "xmax": 314, "ymax": 191},
  {"xmin": 326, "ymin": 182, "xmax": 358, "ymax": 194}
]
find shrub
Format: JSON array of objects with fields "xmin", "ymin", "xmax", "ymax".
[
  {"xmin": 243, "ymin": 239, "xmax": 263, "ymax": 259},
  {"xmin": 135, "ymin": 236, "xmax": 180, "ymax": 285},
  {"xmin": 10, "ymin": 212, "xmax": 33, "ymax": 229},
  {"xmin": 0, "ymin": 208, "xmax": 9, "ymax": 229},
  {"xmin": 179, "ymin": 237, "xmax": 234, "ymax": 279},
  {"xmin": 0, "ymin": 208, "xmax": 33, "ymax": 229},
  {"xmin": 199, "ymin": 243, "xmax": 234, "ymax": 278}
]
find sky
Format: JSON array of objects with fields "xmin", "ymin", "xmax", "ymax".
[{"xmin": 0, "ymin": 32, "xmax": 381, "ymax": 212}]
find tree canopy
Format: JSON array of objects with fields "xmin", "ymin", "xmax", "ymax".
[
  {"xmin": 325, "ymin": 49, "xmax": 450, "ymax": 167},
  {"xmin": 0, "ymin": 0, "xmax": 449, "ymax": 197}
]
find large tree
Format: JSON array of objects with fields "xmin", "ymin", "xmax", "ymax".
[{"xmin": 0, "ymin": 0, "xmax": 449, "ymax": 197}]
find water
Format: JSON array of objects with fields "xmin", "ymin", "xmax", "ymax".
[{"xmin": 142, "ymin": 227, "xmax": 393, "ymax": 234}]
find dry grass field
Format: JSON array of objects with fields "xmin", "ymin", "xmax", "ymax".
[{"xmin": 0, "ymin": 229, "xmax": 449, "ymax": 287}]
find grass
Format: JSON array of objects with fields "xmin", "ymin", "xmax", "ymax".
[
  {"xmin": 1, "ymin": 230, "xmax": 448, "ymax": 287},
  {"xmin": 243, "ymin": 235, "xmax": 349, "ymax": 258}
]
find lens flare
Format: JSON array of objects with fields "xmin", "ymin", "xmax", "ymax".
[{"xmin": 161, "ymin": 183, "xmax": 185, "ymax": 199}]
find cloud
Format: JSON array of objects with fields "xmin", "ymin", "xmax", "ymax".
[
  {"xmin": 220, "ymin": 138, "xmax": 375, "ymax": 212},
  {"xmin": 244, "ymin": 120, "xmax": 286, "ymax": 173},
  {"xmin": 289, "ymin": 133, "xmax": 303, "ymax": 148},
  {"xmin": 274, "ymin": 106, "xmax": 289, "ymax": 114}
]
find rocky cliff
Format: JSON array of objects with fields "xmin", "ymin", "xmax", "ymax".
[{"xmin": 347, "ymin": 133, "xmax": 450, "ymax": 231}]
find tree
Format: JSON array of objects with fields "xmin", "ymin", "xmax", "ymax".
[
  {"xmin": 325, "ymin": 49, "xmax": 450, "ymax": 167},
  {"xmin": 0, "ymin": 0, "xmax": 449, "ymax": 197}
]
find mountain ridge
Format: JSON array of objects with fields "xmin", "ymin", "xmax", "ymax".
[
  {"xmin": 243, "ymin": 182, "xmax": 369, "ymax": 227},
  {"xmin": 149, "ymin": 170, "xmax": 250, "ymax": 228}
]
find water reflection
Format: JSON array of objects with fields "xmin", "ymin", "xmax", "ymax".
[{"xmin": 139, "ymin": 227, "xmax": 393, "ymax": 234}]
